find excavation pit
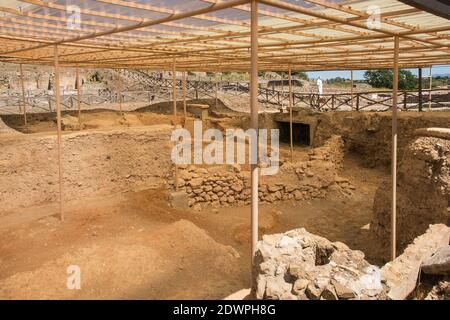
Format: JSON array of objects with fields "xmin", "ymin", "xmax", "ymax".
[{"xmin": 0, "ymin": 100, "xmax": 449, "ymax": 299}]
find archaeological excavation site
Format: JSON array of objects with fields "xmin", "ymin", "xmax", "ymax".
[{"xmin": 0, "ymin": 0, "xmax": 450, "ymax": 303}]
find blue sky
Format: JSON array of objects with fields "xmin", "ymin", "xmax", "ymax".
[{"xmin": 306, "ymin": 65, "xmax": 450, "ymax": 80}]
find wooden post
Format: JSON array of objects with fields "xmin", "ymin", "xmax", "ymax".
[
  {"xmin": 182, "ymin": 71, "xmax": 187, "ymax": 126},
  {"xmin": 418, "ymin": 67, "xmax": 423, "ymax": 112},
  {"xmin": 428, "ymin": 66, "xmax": 433, "ymax": 111},
  {"xmin": 356, "ymin": 93, "xmax": 360, "ymax": 111},
  {"xmin": 172, "ymin": 57, "xmax": 179, "ymax": 192},
  {"xmin": 288, "ymin": 64, "xmax": 293, "ymax": 162},
  {"xmin": 250, "ymin": 0, "xmax": 259, "ymax": 265},
  {"xmin": 54, "ymin": 45, "xmax": 64, "ymax": 221},
  {"xmin": 76, "ymin": 66, "xmax": 82, "ymax": 130},
  {"xmin": 391, "ymin": 36, "xmax": 400, "ymax": 261},
  {"xmin": 403, "ymin": 91, "xmax": 407, "ymax": 110},
  {"xmin": 350, "ymin": 70, "xmax": 354, "ymax": 110},
  {"xmin": 19, "ymin": 64, "xmax": 28, "ymax": 129}
]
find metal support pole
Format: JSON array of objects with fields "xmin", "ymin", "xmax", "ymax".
[
  {"xmin": 288, "ymin": 64, "xmax": 293, "ymax": 162},
  {"xmin": 428, "ymin": 66, "xmax": 433, "ymax": 111},
  {"xmin": 350, "ymin": 70, "xmax": 354, "ymax": 110},
  {"xmin": 173, "ymin": 57, "xmax": 179, "ymax": 192},
  {"xmin": 182, "ymin": 71, "xmax": 187, "ymax": 125},
  {"xmin": 391, "ymin": 36, "xmax": 400, "ymax": 260},
  {"xmin": 215, "ymin": 73, "xmax": 218, "ymax": 108},
  {"xmin": 76, "ymin": 66, "xmax": 82, "ymax": 129},
  {"xmin": 19, "ymin": 64, "xmax": 28, "ymax": 129},
  {"xmin": 118, "ymin": 69, "xmax": 123, "ymax": 114},
  {"xmin": 418, "ymin": 67, "xmax": 423, "ymax": 112},
  {"xmin": 54, "ymin": 45, "xmax": 64, "ymax": 221},
  {"xmin": 250, "ymin": 0, "xmax": 259, "ymax": 264}
]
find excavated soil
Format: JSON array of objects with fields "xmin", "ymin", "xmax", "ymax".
[
  {"xmin": 1, "ymin": 98, "xmax": 243, "ymax": 135},
  {"xmin": 1, "ymin": 109, "xmax": 176, "ymax": 134},
  {"xmin": 0, "ymin": 102, "xmax": 410, "ymax": 299},
  {"xmin": 0, "ymin": 153, "xmax": 388, "ymax": 299}
]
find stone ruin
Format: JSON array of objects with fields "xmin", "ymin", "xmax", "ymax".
[
  {"xmin": 371, "ymin": 128, "xmax": 450, "ymax": 254},
  {"xmin": 170, "ymin": 135, "xmax": 354, "ymax": 210},
  {"xmin": 251, "ymin": 228, "xmax": 386, "ymax": 300},
  {"xmin": 250, "ymin": 224, "xmax": 450, "ymax": 300}
]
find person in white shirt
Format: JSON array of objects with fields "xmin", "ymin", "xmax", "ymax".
[{"xmin": 316, "ymin": 76, "xmax": 323, "ymax": 95}]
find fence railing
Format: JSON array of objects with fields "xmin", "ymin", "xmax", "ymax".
[
  {"xmin": 220, "ymin": 81, "xmax": 450, "ymax": 111},
  {"xmin": 1, "ymin": 70, "xmax": 449, "ymax": 114}
]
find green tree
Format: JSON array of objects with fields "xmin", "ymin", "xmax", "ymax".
[
  {"xmin": 274, "ymin": 71, "xmax": 308, "ymax": 80},
  {"xmin": 87, "ymin": 70, "xmax": 104, "ymax": 83},
  {"xmin": 364, "ymin": 69, "xmax": 417, "ymax": 90},
  {"xmin": 327, "ymin": 77, "xmax": 348, "ymax": 84},
  {"xmin": 292, "ymin": 71, "xmax": 308, "ymax": 80},
  {"xmin": 398, "ymin": 70, "xmax": 417, "ymax": 90}
]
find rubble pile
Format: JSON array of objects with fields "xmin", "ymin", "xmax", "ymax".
[{"xmin": 251, "ymin": 228, "xmax": 387, "ymax": 300}]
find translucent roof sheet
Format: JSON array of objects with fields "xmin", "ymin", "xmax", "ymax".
[{"xmin": 0, "ymin": 0, "xmax": 448, "ymax": 71}]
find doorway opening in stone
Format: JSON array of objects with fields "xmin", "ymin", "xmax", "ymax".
[{"xmin": 277, "ymin": 121, "xmax": 310, "ymax": 146}]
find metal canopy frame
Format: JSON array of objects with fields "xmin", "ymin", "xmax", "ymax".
[{"xmin": 0, "ymin": 0, "xmax": 449, "ymax": 71}]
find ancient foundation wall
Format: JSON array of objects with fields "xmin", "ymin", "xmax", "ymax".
[
  {"xmin": 0, "ymin": 126, "xmax": 173, "ymax": 216},
  {"xmin": 173, "ymin": 136, "xmax": 349, "ymax": 209},
  {"xmin": 269, "ymin": 110, "xmax": 450, "ymax": 167},
  {"xmin": 371, "ymin": 129, "xmax": 450, "ymax": 253}
]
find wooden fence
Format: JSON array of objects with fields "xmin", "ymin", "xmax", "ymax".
[{"xmin": 1, "ymin": 70, "xmax": 449, "ymax": 114}]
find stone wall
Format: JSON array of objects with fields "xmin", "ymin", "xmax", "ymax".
[
  {"xmin": 270, "ymin": 110, "xmax": 450, "ymax": 167},
  {"xmin": 371, "ymin": 128, "xmax": 450, "ymax": 254},
  {"xmin": 172, "ymin": 135, "xmax": 348, "ymax": 210},
  {"xmin": 0, "ymin": 126, "xmax": 173, "ymax": 216}
]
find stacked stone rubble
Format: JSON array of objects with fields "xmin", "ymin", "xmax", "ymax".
[
  {"xmin": 251, "ymin": 228, "xmax": 387, "ymax": 300},
  {"xmin": 171, "ymin": 136, "xmax": 347, "ymax": 209}
]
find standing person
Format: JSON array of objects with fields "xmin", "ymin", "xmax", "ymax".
[{"xmin": 316, "ymin": 76, "xmax": 323, "ymax": 95}]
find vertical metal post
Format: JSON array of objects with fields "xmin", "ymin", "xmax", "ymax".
[
  {"xmin": 288, "ymin": 64, "xmax": 293, "ymax": 162},
  {"xmin": 418, "ymin": 67, "xmax": 422, "ymax": 112},
  {"xmin": 76, "ymin": 66, "xmax": 82, "ymax": 129},
  {"xmin": 215, "ymin": 72, "xmax": 218, "ymax": 108},
  {"xmin": 118, "ymin": 69, "xmax": 123, "ymax": 114},
  {"xmin": 428, "ymin": 66, "xmax": 432, "ymax": 111},
  {"xmin": 391, "ymin": 36, "xmax": 400, "ymax": 260},
  {"xmin": 350, "ymin": 70, "xmax": 354, "ymax": 110},
  {"xmin": 173, "ymin": 57, "xmax": 179, "ymax": 192},
  {"xmin": 182, "ymin": 71, "xmax": 187, "ymax": 125},
  {"xmin": 19, "ymin": 64, "xmax": 28, "ymax": 129},
  {"xmin": 54, "ymin": 45, "xmax": 64, "ymax": 221},
  {"xmin": 172, "ymin": 58, "xmax": 178, "ymax": 126},
  {"xmin": 250, "ymin": 0, "xmax": 259, "ymax": 264}
]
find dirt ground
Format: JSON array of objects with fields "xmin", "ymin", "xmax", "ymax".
[
  {"xmin": 0, "ymin": 98, "xmax": 244, "ymax": 135},
  {"xmin": 0, "ymin": 152, "xmax": 388, "ymax": 299},
  {"xmin": 1, "ymin": 109, "xmax": 176, "ymax": 134}
]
